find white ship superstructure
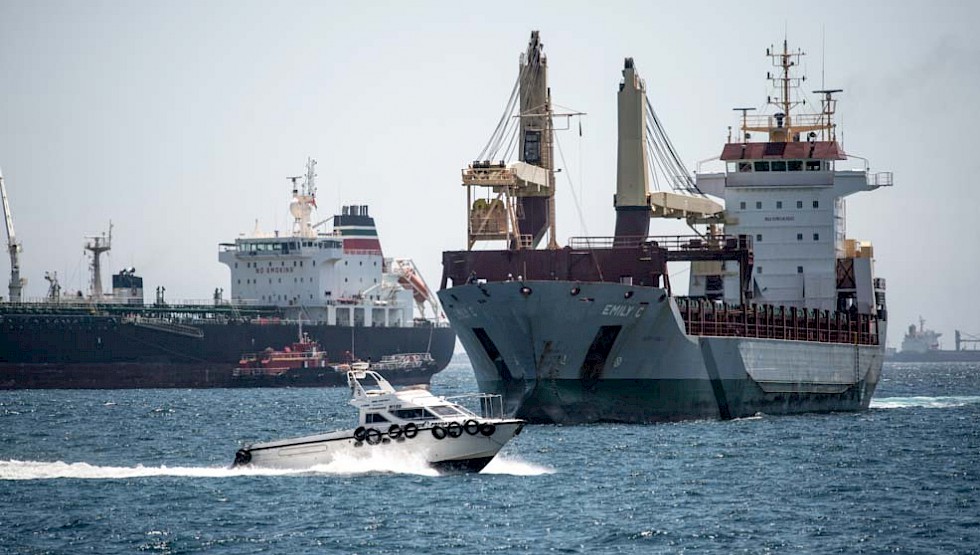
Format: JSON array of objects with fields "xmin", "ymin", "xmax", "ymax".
[
  {"xmin": 219, "ymin": 158, "xmax": 440, "ymax": 328},
  {"xmin": 692, "ymin": 42, "xmax": 891, "ymax": 317}
]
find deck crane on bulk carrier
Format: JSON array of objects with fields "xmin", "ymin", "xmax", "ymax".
[{"xmin": 0, "ymin": 166, "xmax": 26, "ymax": 303}]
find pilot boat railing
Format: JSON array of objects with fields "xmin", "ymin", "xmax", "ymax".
[{"xmin": 444, "ymin": 393, "xmax": 506, "ymax": 420}]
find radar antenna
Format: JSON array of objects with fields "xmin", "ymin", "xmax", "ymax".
[{"xmin": 0, "ymin": 167, "xmax": 26, "ymax": 302}]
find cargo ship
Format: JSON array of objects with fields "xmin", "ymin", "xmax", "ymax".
[
  {"xmin": 438, "ymin": 33, "xmax": 891, "ymax": 423},
  {"xmin": 0, "ymin": 159, "xmax": 454, "ymax": 388},
  {"xmin": 888, "ymin": 317, "xmax": 980, "ymax": 362}
]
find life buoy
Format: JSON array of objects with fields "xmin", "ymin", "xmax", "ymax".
[
  {"xmin": 233, "ymin": 449, "xmax": 252, "ymax": 466},
  {"xmin": 353, "ymin": 426, "xmax": 367, "ymax": 442},
  {"xmin": 463, "ymin": 419, "xmax": 480, "ymax": 435},
  {"xmin": 403, "ymin": 422, "xmax": 418, "ymax": 438},
  {"xmin": 365, "ymin": 428, "xmax": 382, "ymax": 445},
  {"xmin": 479, "ymin": 423, "xmax": 496, "ymax": 436},
  {"xmin": 447, "ymin": 421, "xmax": 463, "ymax": 438},
  {"xmin": 431, "ymin": 425, "xmax": 447, "ymax": 440},
  {"xmin": 388, "ymin": 424, "xmax": 402, "ymax": 439}
]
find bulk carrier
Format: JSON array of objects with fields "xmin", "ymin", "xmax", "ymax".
[
  {"xmin": 888, "ymin": 317, "xmax": 980, "ymax": 362},
  {"xmin": 438, "ymin": 33, "xmax": 891, "ymax": 423},
  {"xmin": 0, "ymin": 159, "xmax": 454, "ymax": 388}
]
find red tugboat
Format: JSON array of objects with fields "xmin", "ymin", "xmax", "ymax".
[
  {"xmin": 234, "ymin": 329, "xmax": 439, "ymax": 386},
  {"xmin": 235, "ymin": 332, "xmax": 337, "ymax": 378}
]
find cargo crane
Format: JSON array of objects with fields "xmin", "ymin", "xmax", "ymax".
[
  {"xmin": 955, "ymin": 330, "xmax": 980, "ymax": 352},
  {"xmin": 0, "ymin": 166, "xmax": 26, "ymax": 302}
]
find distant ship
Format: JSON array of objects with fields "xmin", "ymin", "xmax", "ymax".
[
  {"xmin": 438, "ymin": 32, "xmax": 890, "ymax": 423},
  {"xmin": 888, "ymin": 317, "xmax": 980, "ymax": 362},
  {"xmin": 0, "ymin": 159, "xmax": 455, "ymax": 389}
]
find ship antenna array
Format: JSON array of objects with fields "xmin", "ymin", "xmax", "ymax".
[
  {"xmin": 0, "ymin": 166, "xmax": 26, "ymax": 302},
  {"xmin": 766, "ymin": 39, "xmax": 807, "ymax": 119}
]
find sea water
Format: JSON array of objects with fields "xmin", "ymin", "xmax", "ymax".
[{"xmin": 1, "ymin": 357, "xmax": 978, "ymax": 554}]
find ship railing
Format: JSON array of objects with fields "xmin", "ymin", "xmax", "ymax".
[
  {"xmin": 676, "ymin": 297, "xmax": 880, "ymax": 346},
  {"xmin": 127, "ymin": 316, "xmax": 205, "ymax": 339},
  {"xmin": 569, "ymin": 234, "xmax": 749, "ymax": 252},
  {"xmin": 444, "ymin": 393, "xmax": 507, "ymax": 420}
]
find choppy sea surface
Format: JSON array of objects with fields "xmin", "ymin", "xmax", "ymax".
[{"xmin": 2, "ymin": 356, "xmax": 978, "ymax": 554}]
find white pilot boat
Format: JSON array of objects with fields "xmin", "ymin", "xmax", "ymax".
[{"xmin": 232, "ymin": 370, "xmax": 525, "ymax": 473}]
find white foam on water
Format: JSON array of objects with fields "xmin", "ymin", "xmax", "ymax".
[
  {"xmin": 1, "ymin": 453, "xmax": 552, "ymax": 481},
  {"xmin": 871, "ymin": 396, "xmax": 980, "ymax": 410},
  {"xmin": 0, "ymin": 460, "xmax": 305, "ymax": 480},
  {"xmin": 480, "ymin": 456, "xmax": 554, "ymax": 476},
  {"xmin": 0, "ymin": 453, "xmax": 439, "ymax": 481}
]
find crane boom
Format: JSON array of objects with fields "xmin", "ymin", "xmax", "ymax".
[{"xmin": 0, "ymin": 166, "xmax": 25, "ymax": 302}]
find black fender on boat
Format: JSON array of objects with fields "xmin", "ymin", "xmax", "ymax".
[
  {"xmin": 388, "ymin": 424, "xmax": 402, "ymax": 439},
  {"xmin": 431, "ymin": 425, "xmax": 447, "ymax": 440},
  {"xmin": 478, "ymin": 423, "xmax": 496, "ymax": 436},
  {"xmin": 463, "ymin": 419, "xmax": 480, "ymax": 435},
  {"xmin": 353, "ymin": 426, "xmax": 367, "ymax": 441},
  {"xmin": 403, "ymin": 422, "xmax": 419, "ymax": 438},
  {"xmin": 233, "ymin": 449, "xmax": 252, "ymax": 466},
  {"xmin": 447, "ymin": 421, "xmax": 464, "ymax": 438}
]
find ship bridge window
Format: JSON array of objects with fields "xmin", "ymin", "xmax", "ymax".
[
  {"xmin": 788, "ymin": 160, "xmax": 803, "ymax": 171},
  {"xmin": 805, "ymin": 160, "xmax": 822, "ymax": 171},
  {"xmin": 365, "ymin": 413, "xmax": 389, "ymax": 424},
  {"xmin": 738, "ymin": 161, "xmax": 752, "ymax": 172},
  {"xmin": 428, "ymin": 405, "xmax": 464, "ymax": 417},
  {"xmin": 753, "ymin": 161, "xmax": 770, "ymax": 172},
  {"xmin": 771, "ymin": 161, "xmax": 787, "ymax": 172},
  {"xmin": 391, "ymin": 408, "xmax": 437, "ymax": 420}
]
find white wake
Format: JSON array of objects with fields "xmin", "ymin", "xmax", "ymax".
[
  {"xmin": 481, "ymin": 456, "xmax": 554, "ymax": 476},
  {"xmin": 0, "ymin": 454, "xmax": 552, "ymax": 481},
  {"xmin": 871, "ymin": 395, "xmax": 980, "ymax": 410}
]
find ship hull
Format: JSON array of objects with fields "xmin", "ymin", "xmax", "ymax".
[
  {"xmin": 439, "ymin": 281, "xmax": 884, "ymax": 424},
  {"xmin": 0, "ymin": 316, "xmax": 455, "ymax": 389}
]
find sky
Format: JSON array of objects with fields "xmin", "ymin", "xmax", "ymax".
[{"xmin": 1, "ymin": 0, "xmax": 978, "ymax": 349}]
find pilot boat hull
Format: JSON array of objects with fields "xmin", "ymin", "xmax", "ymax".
[{"xmin": 235, "ymin": 420, "xmax": 524, "ymax": 473}]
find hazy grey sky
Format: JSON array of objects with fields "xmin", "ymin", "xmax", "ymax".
[{"xmin": 1, "ymin": 0, "xmax": 978, "ymax": 348}]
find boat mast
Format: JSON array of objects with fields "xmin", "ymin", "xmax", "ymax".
[
  {"xmin": 85, "ymin": 223, "xmax": 112, "ymax": 300},
  {"xmin": 0, "ymin": 167, "xmax": 25, "ymax": 303}
]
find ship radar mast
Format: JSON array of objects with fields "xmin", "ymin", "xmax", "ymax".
[
  {"xmin": 0, "ymin": 166, "xmax": 26, "ymax": 302},
  {"xmin": 738, "ymin": 40, "xmax": 841, "ymax": 143},
  {"xmin": 289, "ymin": 157, "xmax": 318, "ymax": 238},
  {"xmin": 85, "ymin": 222, "xmax": 112, "ymax": 300}
]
